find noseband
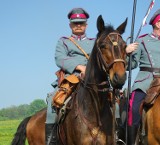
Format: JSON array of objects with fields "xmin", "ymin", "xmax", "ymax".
[{"xmin": 97, "ymin": 32, "xmax": 126, "ymax": 72}]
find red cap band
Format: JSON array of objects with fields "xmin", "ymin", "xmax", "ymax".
[
  {"xmin": 70, "ymin": 13, "xmax": 87, "ymax": 19},
  {"xmin": 152, "ymin": 15, "xmax": 160, "ymax": 25}
]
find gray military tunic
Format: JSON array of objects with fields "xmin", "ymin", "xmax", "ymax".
[
  {"xmin": 46, "ymin": 34, "xmax": 95, "ymax": 124},
  {"xmin": 51, "ymin": 34, "xmax": 95, "ymax": 87},
  {"xmin": 128, "ymin": 33, "xmax": 160, "ymax": 93}
]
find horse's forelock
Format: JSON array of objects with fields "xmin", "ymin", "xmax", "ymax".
[
  {"xmin": 96, "ymin": 24, "xmax": 115, "ymax": 39},
  {"xmin": 104, "ymin": 25, "xmax": 115, "ymax": 35}
]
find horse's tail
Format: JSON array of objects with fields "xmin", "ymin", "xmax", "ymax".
[{"xmin": 11, "ymin": 116, "xmax": 31, "ymax": 145}]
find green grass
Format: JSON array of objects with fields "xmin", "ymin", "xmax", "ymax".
[{"xmin": 0, "ymin": 119, "xmax": 28, "ymax": 145}]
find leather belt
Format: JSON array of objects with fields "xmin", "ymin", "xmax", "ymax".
[{"xmin": 140, "ymin": 67, "xmax": 160, "ymax": 73}]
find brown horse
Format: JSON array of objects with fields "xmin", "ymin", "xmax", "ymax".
[
  {"xmin": 11, "ymin": 15, "xmax": 127, "ymax": 145},
  {"xmin": 11, "ymin": 108, "xmax": 46, "ymax": 145},
  {"xmin": 144, "ymin": 77, "xmax": 160, "ymax": 145}
]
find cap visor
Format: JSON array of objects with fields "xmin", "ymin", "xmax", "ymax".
[{"xmin": 70, "ymin": 19, "xmax": 87, "ymax": 22}]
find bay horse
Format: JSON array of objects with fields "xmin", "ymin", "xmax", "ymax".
[
  {"xmin": 143, "ymin": 77, "xmax": 160, "ymax": 145},
  {"xmin": 11, "ymin": 15, "xmax": 127, "ymax": 145}
]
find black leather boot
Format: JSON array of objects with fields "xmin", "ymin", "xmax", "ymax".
[
  {"xmin": 45, "ymin": 123, "xmax": 57, "ymax": 145},
  {"xmin": 127, "ymin": 126, "xmax": 138, "ymax": 145}
]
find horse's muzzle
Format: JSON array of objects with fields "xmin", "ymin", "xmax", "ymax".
[{"xmin": 111, "ymin": 72, "xmax": 126, "ymax": 89}]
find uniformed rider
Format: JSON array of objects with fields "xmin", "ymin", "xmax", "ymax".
[
  {"xmin": 45, "ymin": 8, "xmax": 95, "ymax": 145},
  {"xmin": 126, "ymin": 9, "xmax": 160, "ymax": 145}
]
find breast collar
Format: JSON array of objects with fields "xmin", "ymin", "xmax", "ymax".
[{"xmin": 71, "ymin": 34, "xmax": 87, "ymax": 41}]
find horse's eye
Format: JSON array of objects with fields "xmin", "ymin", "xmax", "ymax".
[{"xmin": 100, "ymin": 44, "xmax": 106, "ymax": 49}]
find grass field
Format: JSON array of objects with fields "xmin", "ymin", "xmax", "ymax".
[{"xmin": 0, "ymin": 119, "xmax": 28, "ymax": 145}]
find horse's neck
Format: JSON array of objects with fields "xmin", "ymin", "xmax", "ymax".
[
  {"xmin": 79, "ymin": 53, "xmax": 109, "ymax": 112},
  {"xmin": 85, "ymin": 52, "xmax": 106, "ymax": 85}
]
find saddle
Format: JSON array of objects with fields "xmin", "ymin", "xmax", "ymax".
[
  {"xmin": 144, "ymin": 77, "xmax": 160, "ymax": 107},
  {"xmin": 137, "ymin": 77, "xmax": 160, "ymax": 144}
]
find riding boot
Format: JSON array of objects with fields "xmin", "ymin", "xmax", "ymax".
[
  {"xmin": 127, "ymin": 126, "xmax": 138, "ymax": 145},
  {"xmin": 50, "ymin": 123, "xmax": 58, "ymax": 145},
  {"xmin": 116, "ymin": 118, "xmax": 126, "ymax": 143},
  {"xmin": 45, "ymin": 123, "xmax": 57, "ymax": 145}
]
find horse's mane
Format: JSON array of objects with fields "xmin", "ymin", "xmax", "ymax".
[{"xmin": 84, "ymin": 24, "xmax": 115, "ymax": 84}]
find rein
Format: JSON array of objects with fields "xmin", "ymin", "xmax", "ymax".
[
  {"xmin": 80, "ymin": 79, "xmax": 112, "ymax": 92},
  {"xmin": 76, "ymin": 81, "xmax": 111, "ymax": 144},
  {"xmin": 75, "ymin": 32, "xmax": 125, "ymax": 142}
]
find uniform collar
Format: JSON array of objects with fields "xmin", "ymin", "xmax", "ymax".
[
  {"xmin": 150, "ymin": 32, "xmax": 160, "ymax": 40},
  {"xmin": 71, "ymin": 34, "xmax": 87, "ymax": 40}
]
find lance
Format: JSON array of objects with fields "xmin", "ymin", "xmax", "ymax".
[{"xmin": 125, "ymin": 0, "xmax": 137, "ymax": 144}]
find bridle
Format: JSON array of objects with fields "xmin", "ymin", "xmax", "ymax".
[
  {"xmin": 82, "ymin": 32, "xmax": 126, "ymax": 92},
  {"xmin": 97, "ymin": 32, "xmax": 126, "ymax": 72},
  {"xmin": 73, "ymin": 33, "xmax": 127, "ymax": 145}
]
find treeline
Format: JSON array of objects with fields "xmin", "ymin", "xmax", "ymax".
[{"xmin": 0, "ymin": 99, "xmax": 47, "ymax": 121}]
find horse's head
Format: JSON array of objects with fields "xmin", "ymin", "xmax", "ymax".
[{"xmin": 96, "ymin": 15, "xmax": 127, "ymax": 89}]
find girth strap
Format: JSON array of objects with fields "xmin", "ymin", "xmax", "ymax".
[{"xmin": 140, "ymin": 67, "xmax": 160, "ymax": 73}]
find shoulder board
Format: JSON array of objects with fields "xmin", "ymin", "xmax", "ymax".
[
  {"xmin": 87, "ymin": 38, "xmax": 96, "ymax": 40},
  {"xmin": 60, "ymin": 36, "xmax": 69, "ymax": 39},
  {"xmin": 138, "ymin": 34, "xmax": 148, "ymax": 38}
]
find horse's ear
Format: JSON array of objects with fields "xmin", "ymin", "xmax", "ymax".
[
  {"xmin": 97, "ymin": 15, "xmax": 105, "ymax": 33},
  {"xmin": 116, "ymin": 18, "xmax": 128, "ymax": 34}
]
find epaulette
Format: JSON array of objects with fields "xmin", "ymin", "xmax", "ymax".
[
  {"xmin": 88, "ymin": 38, "xmax": 96, "ymax": 40},
  {"xmin": 60, "ymin": 36, "xmax": 69, "ymax": 39},
  {"xmin": 138, "ymin": 34, "xmax": 148, "ymax": 38}
]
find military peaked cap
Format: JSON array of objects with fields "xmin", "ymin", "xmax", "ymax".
[
  {"xmin": 68, "ymin": 8, "xmax": 89, "ymax": 22},
  {"xmin": 149, "ymin": 9, "xmax": 160, "ymax": 25}
]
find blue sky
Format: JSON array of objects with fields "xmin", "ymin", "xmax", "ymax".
[{"xmin": 0, "ymin": 0, "xmax": 159, "ymax": 109}]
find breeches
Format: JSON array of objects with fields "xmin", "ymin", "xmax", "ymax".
[
  {"xmin": 128, "ymin": 89, "xmax": 146, "ymax": 127},
  {"xmin": 45, "ymin": 88, "xmax": 58, "ymax": 124}
]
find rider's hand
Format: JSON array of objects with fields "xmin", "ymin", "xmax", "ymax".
[
  {"xmin": 126, "ymin": 42, "xmax": 139, "ymax": 54},
  {"xmin": 79, "ymin": 71, "xmax": 85, "ymax": 79},
  {"xmin": 75, "ymin": 65, "xmax": 86, "ymax": 72},
  {"xmin": 75, "ymin": 65, "xmax": 86, "ymax": 79}
]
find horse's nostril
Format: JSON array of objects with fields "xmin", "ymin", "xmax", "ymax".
[
  {"xmin": 111, "ymin": 73, "xmax": 126, "ymax": 88},
  {"xmin": 114, "ymin": 73, "xmax": 119, "ymax": 80}
]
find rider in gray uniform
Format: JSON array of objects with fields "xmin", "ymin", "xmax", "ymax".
[
  {"xmin": 45, "ymin": 8, "xmax": 95, "ymax": 145},
  {"xmin": 126, "ymin": 9, "xmax": 160, "ymax": 145}
]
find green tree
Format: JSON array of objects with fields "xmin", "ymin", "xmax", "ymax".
[
  {"xmin": 17, "ymin": 104, "xmax": 30, "ymax": 118},
  {"xmin": 28, "ymin": 99, "xmax": 47, "ymax": 115},
  {"xmin": 0, "ymin": 99, "xmax": 47, "ymax": 120}
]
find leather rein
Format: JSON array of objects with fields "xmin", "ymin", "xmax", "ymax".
[{"xmin": 75, "ymin": 32, "xmax": 126, "ymax": 143}]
